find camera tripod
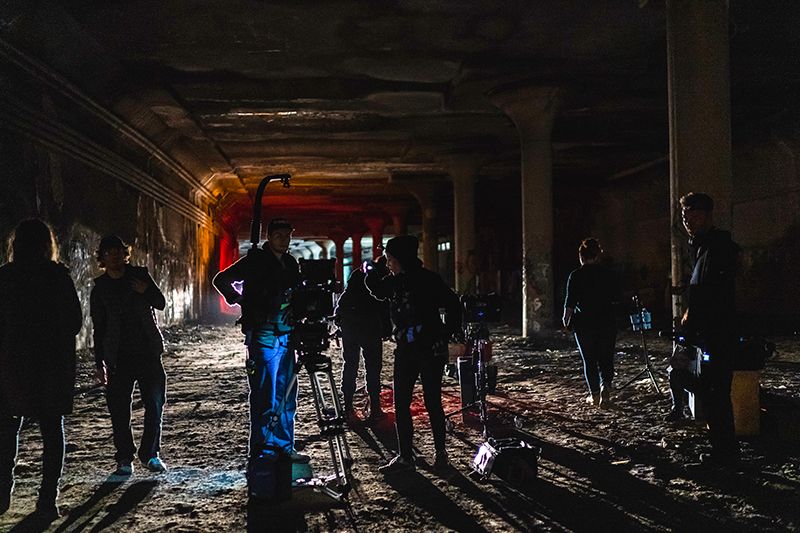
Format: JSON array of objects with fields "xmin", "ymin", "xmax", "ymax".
[
  {"xmin": 618, "ymin": 295, "xmax": 661, "ymax": 394},
  {"xmin": 289, "ymin": 326, "xmax": 354, "ymax": 503}
]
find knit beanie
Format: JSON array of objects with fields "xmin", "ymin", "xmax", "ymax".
[{"xmin": 385, "ymin": 235, "xmax": 419, "ymax": 269}]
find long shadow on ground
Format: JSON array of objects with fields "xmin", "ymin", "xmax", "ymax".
[
  {"xmin": 384, "ymin": 469, "xmax": 489, "ymax": 533},
  {"xmin": 54, "ymin": 476, "xmax": 127, "ymax": 532}
]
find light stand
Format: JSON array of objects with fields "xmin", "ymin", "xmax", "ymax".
[
  {"xmin": 618, "ymin": 294, "xmax": 662, "ymax": 394},
  {"xmin": 444, "ymin": 322, "xmax": 494, "ymax": 439}
]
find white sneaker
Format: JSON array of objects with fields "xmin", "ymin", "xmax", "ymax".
[
  {"xmin": 378, "ymin": 455, "xmax": 415, "ymax": 475},
  {"xmin": 143, "ymin": 457, "xmax": 167, "ymax": 473}
]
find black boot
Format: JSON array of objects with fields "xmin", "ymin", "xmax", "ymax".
[
  {"xmin": 0, "ymin": 490, "xmax": 9, "ymax": 515},
  {"xmin": 35, "ymin": 488, "xmax": 60, "ymax": 521}
]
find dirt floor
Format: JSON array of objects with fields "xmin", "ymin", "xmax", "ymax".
[{"xmin": 1, "ymin": 323, "xmax": 798, "ymax": 532}]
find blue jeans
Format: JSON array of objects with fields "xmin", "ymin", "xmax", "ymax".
[
  {"xmin": 574, "ymin": 327, "xmax": 616, "ymax": 394},
  {"xmin": 0, "ymin": 415, "xmax": 64, "ymax": 501},
  {"xmin": 247, "ymin": 333, "xmax": 297, "ymax": 457}
]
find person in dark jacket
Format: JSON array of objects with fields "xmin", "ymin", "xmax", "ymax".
[
  {"xmin": 365, "ymin": 235, "xmax": 461, "ymax": 474},
  {"xmin": 334, "ymin": 258, "xmax": 391, "ymax": 424},
  {"xmin": 563, "ymin": 238, "xmax": 618, "ymax": 408},
  {"xmin": 0, "ymin": 219, "xmax": 82, "ymax": 519},
  {"xmin": 677, "ymin": 192, "xmax": 740, "ymax": 467},
  {"xmin": 91, "ymin": 235, "xmax": 167, "ymax": 476},
  {"xmin": 212, "ymin": 217, "xmax": 307, "ymax": 484}
]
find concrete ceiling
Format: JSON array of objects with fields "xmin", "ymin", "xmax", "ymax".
[{"xmin": 1, "ymin": 1, "xmax": 797, "ymax": 236}]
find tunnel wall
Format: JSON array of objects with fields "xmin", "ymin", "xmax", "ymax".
[
  {"xmin": 0, "ymin": 126, "xmax": 216, "ymax": 350},
  {"xmin": 0, "ymin": 58, "xmax": 219, "ymax": 348}
]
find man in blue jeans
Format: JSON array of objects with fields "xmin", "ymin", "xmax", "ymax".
[{"xmin": 213, "ymin": 218, "xmax": 307, "ymax": 490}]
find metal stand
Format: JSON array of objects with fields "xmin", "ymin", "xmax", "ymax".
[
  {"xmin": 618, "ymin": 328, "xmax": 662, "ymax": 393},
  {"xmin": 444, "ymin": 323, "xmax": 500, "ymax": 439},
  {"xmin": 618, "ymin": 295, "xmax": 662, "ymax": 394},
  {"xmin": 293, "ymin": 350, "xmax": 353, "ymax": 502}
]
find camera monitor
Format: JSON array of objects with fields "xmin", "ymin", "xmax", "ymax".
[
  {"xmin": 298, "ymin": 258, "xmax": 336, "ymax": 285},
  {"xmin": 462, "ymin": 294, "xmax": 502, "ymax": 323}
]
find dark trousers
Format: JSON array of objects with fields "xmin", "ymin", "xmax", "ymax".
[
  {"xmin": 0, "ymin": 415, "xmax": 64, "ymax": 501},
  {"xmin": 247, "ymin": 334, "xmax": 297, "ymax": 457},
  {"xmin": 340, "ymin": 324, "xmax": 383, "ymax": 408},
  {"xmin": 574, "ymin": 326, "xmax": 616, "ymax": 394},
  {"xmin": 392, "ymin": 346, "xmax": 446, "ymax": 460},
  {"xmin": 672, "ymin": 361, "xmax": 738, "ymax": 460},
  {"xmin": 106, "ymin": 359, "xmax": 166, "ymax": 464}
]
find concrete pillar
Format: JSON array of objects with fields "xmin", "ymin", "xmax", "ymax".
[
  {"xmin": 364, "ymin": 215, "xmax": 386, "ymax": 259},
  {"xmin": 330, "ymin": 232, "xmax": 347, "ymax": 284},
  {"xmin": 387, "ymin": 206, "xmax": 409, "ymax": 237},
  {"xmin": 314, "ymin": 240, "xmax": 332, "ymax": 260},
  {"xmin": 296, "ymin": 245, "xmax": 313, "ymax": 260},
  {"xmin": 405, "ymin": 182, "xmax": 439, "ymax": 273},
  {"xmin": 350, "ymin": 232, "xmax": 363, "ymax": 267},
  {"xmin": 489, "ymin": 85, "xmax": 561, "ymax": 336},
  {"xmin": 442, "ymin": 156, "xmax": 483, "ymax": 293},
  {"xmin": 667, "ymin": 0, "xmax": 733, "ymax": 326}
]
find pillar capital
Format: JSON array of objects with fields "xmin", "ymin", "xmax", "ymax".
[
  {"xmin": 488, "ymin": 84, "xmax": 562, "ymax": 141},
  {"xmin": 362, "ymin": 214, "xmax": 387, "ymax": 234},
  {"xmin": 437, "ymin": 153, "xmax": 488, "ymax": 182}
]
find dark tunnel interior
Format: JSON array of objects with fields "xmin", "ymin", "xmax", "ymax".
[{"xmin": 1, "ymin": 1, "xmax": 800, "ymax": 531}]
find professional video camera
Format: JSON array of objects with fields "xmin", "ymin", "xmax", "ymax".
[
  {"xmin": 290, "ymin": 258, "xmax": 338, "ymax": 356},
  {"xmin": 285, "ymin": 257, "xmax": 352, "ymax": 501}
]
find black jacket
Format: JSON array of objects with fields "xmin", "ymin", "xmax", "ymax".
[
  {"xmin": 334, "ymin": 269, "xmax": 390, "ymax": 337},
  {"xmin": 0, "ymin": 260, "xmax": 82, "ymax": 416},
  {"xmin": 365, "ymin": 263, "xmax": 461, "ymax": 349},
  {"xmin": 90, "ymin": 265, "xmax": 166, "ymax": 368},
  {"xmin": 564, "ymin": 263, "xmax": 617, "ymax": 332},
  {"xmin": 213, "ymin": 246, "xmax": 300, "ymax": 332},
  {"xmin": 686, "ymin": 227, "xmax": 739, "ymax": 351}
]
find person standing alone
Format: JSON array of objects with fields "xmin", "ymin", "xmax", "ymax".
[
  {"xmin": 563, "ymin": 238, "xmax": 618, "ymax": 408},
  {"xmin": 91, "ymin": 235, "xmax": 168, "ymax": 475},
  {"xmin": 679, "ymin": 192, "xmax": 740, "ymax": 468}
]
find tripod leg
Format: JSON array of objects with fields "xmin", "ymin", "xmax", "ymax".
[
  {"xmin": 617, "ymin": 366, "xmax": 649, "ymax": 391},
  {"xmin": 304, "ymin": 362, "xmax": 353, "ymax": 496}
]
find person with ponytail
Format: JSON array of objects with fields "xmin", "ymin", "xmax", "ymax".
[{"xmin": 563, "ymin": 238, "xmax": 618, "ymax": 408}]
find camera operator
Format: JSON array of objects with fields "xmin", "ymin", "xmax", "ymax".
[
  {"xmin": 365, "ymin": 235, "xmax": 461, "ymax": 474},
  {"xmin": 333, "ymin": 256, "xmax": 391, "ymax": 424},
  {"xmin": 677, "ymin": 192, "xmax": 740, "ymax": 468},
  {"xmin": 212, "ymin": 218, "xmax": 308, "ymax": 465}
]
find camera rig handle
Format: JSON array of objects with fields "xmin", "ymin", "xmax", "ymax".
[{"xmin": 249, "ymin": 173, "xmax": 291, "ymax": 248}]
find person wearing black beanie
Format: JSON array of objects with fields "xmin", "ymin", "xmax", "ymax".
[{"xmin": 365, "ymin": 235, "xmax": 462, "ymax": 474}]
